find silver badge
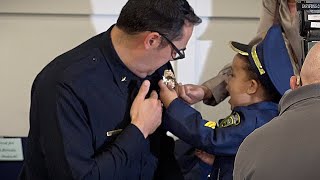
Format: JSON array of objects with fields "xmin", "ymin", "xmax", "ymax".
[
  {"xmin": 106, "ymin": 129, "xmax": 123, "ymax": 137},
  {"xmin": 162, "ymin": 69, "xmax": 177, "ymax": 89}
]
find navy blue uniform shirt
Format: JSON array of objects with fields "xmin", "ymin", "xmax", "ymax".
[
  {"xmin": 164, "ymin": 99, "xmax": 278, "ymax": 180},
  {"xmin": 21, "ymin": 25, "xmax": 183, "ymax": 180}
]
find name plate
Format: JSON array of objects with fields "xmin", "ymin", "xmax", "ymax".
[{"xmin": 0, "ymin": 138, "xmax": 24, "ymax": 161}]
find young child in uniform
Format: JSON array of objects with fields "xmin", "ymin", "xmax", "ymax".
[{"xmin": 159, "ymin": 25, "xmax": 294, "ymax": 180}]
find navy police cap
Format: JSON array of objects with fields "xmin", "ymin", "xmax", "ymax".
[{"xmin": 229, "ymin": 25, "xmax": 294, "ymax": 96}]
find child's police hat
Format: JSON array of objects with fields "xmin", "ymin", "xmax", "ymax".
[{"xmin": 229, "ymin": 25, "xmax": 294, "ymax": 96}]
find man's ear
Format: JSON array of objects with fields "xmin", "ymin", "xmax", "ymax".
[
  {"xmin": 247, "ymin": 79, "xmax": 259, "ymax": 94},
  {"xmin": 144, "ymin": 32, "xmax": 161, "ymax": 50},
  {"xmin": 290, "ymin": 75, "xmax": 300, "ymax": 90}
]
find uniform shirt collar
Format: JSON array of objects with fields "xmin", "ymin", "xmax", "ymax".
[
  {"xmin": 100, "ymin": 24, "xmax": 142, "ymax": 95},
  {"xmin": 233, "ymin": 101, "xmax": 278, "ymax": 111},
  {"xmin": 99, "ymin": 24, "xmax": 174, "ymax": 97}
]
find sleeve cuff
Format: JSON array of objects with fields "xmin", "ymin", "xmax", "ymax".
[
  {"xmin": 96, "ymin": 124, "xmax": 149, "ymax": 179},
  {"xmin": 115, "ymin": 124, "xmax": 148, "ymax": 156}
]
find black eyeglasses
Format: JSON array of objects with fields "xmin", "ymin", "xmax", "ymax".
[{"xmin": 157, "ymin": 32, "xmax": 186, "ymax": 61}]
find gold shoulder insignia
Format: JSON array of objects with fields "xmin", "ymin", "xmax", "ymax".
[
  {"xmin": 218, "ymin": 112, "xmax": 241, "ymax": 128},
  {"xmin": 204, "ymin": 121, "xmax": 217, "ymax": 129}
]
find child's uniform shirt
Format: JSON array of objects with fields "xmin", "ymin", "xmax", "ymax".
[{"xmin": 164, "ymin": 98, "xmax": 278, "ymax": 180}]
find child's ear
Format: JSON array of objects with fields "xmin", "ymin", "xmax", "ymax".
[{"xmin": 246, "ymin": 79, "xmax": 258, "ymax": 94}]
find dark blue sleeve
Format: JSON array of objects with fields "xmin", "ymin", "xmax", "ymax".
[
  {"xmin": 54, "ymin": 83, "xmax": 148, "ymax": 179},
  {"xmin": 163, "ymin": 98, "xmax": 257, "ymax": 155}
]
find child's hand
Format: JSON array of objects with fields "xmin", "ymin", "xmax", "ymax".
[
  {"xmin": 177, "ymin": 84, "xmax": 209, "ymax": 105},
  {"xmin": 195, "ymin": 149, "xmax": 215, "ymax": 165},
  {"xmin": 158, "ymin": 80, "xmax": 178, "ymax": 108}
]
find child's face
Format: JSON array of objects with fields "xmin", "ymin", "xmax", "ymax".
[{"xmin": 226, "ymin": 54, "xmax": 253, "ymax": 109}]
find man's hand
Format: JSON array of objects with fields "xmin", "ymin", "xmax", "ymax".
[
  {"xmin": 195, "ymin": 149, "xmax": 215, "ymax": 165},
  {"xmin": 158, "ymin": 80, "xmax": 178, "ymax": 108},
  {"xmin": 130, "ymin": 80, "xmax": 162, "ymax": 138},
  {"xmin": 177, "ymin": 84, "xmax": 211, "ymax": 105}
]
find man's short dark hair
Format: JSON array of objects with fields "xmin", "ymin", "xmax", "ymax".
[{"xmin": 116, "ymin": 0, "xmax": 201, "ymax": 42}]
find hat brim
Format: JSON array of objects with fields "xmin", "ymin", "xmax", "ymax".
[
  {"xmin": 229, "ymin": 38, "xmax": 285, "ymax": 97},
  {"xmin": 229, "ymin": 41, "xmax": 249, "ymax": 56}
]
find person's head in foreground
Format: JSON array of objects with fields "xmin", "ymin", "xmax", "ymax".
[{"xmin": 290, "ymin": 42, "xmax": 320, "ymax": 89}]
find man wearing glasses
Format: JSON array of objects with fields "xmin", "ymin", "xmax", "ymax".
[
  {"xmin": 21, "ymin": 0, "xmax": 201, "ymax": 179},
  {"xmin": 157, "ymin": 32, "xmax": 187, "ymax": 61}
]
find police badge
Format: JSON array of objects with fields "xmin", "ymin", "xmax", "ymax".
[
  {"xmin": 218, "ymin": 112, "xmax": 241, "ymax": 128},
  {"xmin": 162, "ymin": 69, "xmax": 177, "ymax": 89}
]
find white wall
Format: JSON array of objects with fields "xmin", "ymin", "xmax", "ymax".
[{"xmin": 0, "ymin": 0, "xmax": 261, "ymax": 136}]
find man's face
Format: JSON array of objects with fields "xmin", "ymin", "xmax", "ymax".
[
  {"xmin": 147, "ymin": 24, "xmax": 194, "ymax": 75},
  {"xmin": 226, "ymin": 54, "xmax": 252, "ymax": 109}
]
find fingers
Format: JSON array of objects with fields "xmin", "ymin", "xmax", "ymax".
[
  {"xmin": 178, "ymin": 84, "xmax": 186, "ymax": 96},
  {"xmin": 194, "ymin": 149, "xmax": 215, "ymax": 165},
  {"xmin": 195, "ymin": 150, "xmax": 205, "ymax": 160},
  {"xmin": 159, "ymin": 80, "xmax": 178, "ymax": 91},
  {"xmin": 150, "ymin": 90, "xmax": 158, "ymax": 99},
  {"xmin": 179, "ymin": 85, "xmax": 192, "ymax": 104},
  {"xmin": 158, "ymin": 80, "xmax": 179, "ymax": 108},
  {"xmin": 174, "ymin": 83, "xmax": 181, "ymax": 95},
  {"xmin": 194, "ymin": 149, "xmax": 203, "ymax": 156},
  {"xmin": 184, "ymin": 85, "xmax": 195, "ymax": 97},
  {"xmin": 158, "ymin": 80, "xmax": 169, "ymax": 91},
  {"xmin": 134, "ymin": 80, "xmax": 150, "ymax": 103}
]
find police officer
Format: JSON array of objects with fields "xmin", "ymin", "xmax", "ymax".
[{"xmin": 21, "ymin": 0, "xmax": 201, "ymax": 179}]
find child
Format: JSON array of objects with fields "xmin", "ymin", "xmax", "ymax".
[{"xmin": 158, "ymin": 25, "xmax": 294, "ymax": 180}]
